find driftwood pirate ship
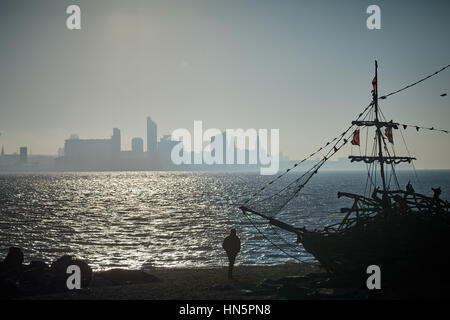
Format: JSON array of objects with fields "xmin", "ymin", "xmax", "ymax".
[{"xmin": 240, "ymin": 61, "xmax": 450, "ymax": 290}]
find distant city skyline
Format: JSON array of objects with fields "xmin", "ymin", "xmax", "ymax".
[
  {"xmin": 0, "ymin": 0, "xmax": 449, "ymax": 169},
  {"xmin": 0, "ymin": 114, "xmax": 293, "ymax": 172}
]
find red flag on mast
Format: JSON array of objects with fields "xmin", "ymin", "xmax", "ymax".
[
  {"xmin": 385, "ymin": 127, "xmax": 394, "ymax": 144},
  {"xmin": 351, "ymin": 130, "xmax": 360, "ymax": 146},
  {"xmin": 372, "ymin": 76, "xmax": 377, "ymax": 94}
]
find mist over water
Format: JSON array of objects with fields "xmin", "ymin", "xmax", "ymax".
[{"xmin": 1, "ymin": 171, "xmax": 449, "ymax": 271}]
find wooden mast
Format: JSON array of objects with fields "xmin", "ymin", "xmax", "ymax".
[
  {"xmin": 349, "ymin": 62, "xmax": 415, "ymax": 171},
  {"xmin": 374, "ymin": 60, "xmax": 387, "ymax": 191}
]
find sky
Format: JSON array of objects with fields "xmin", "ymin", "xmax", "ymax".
[{"xmin": 0, "ymin": 0, "xmax": 449, "ymax": 168}]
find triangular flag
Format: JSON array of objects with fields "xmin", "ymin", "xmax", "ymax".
[
  {"xmin": 403, "ymin": 125, "xmax": 407, "ymax": 130},
  {"xmin": 333, "ymin": 146, "xmax": 338, "ymax": 153},
  {"xmin": 416, "ymin": 126, "xmax": 420, "ymax": 132}
]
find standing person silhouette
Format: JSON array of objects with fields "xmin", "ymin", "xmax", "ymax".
[{"xmin": 222, "ymin": 229, "xmax": 241, "ymax": 280}]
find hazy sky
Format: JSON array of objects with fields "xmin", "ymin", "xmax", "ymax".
[{"xmin": 0, "ymin": 0, "xmax": 449, "ymax": 168}]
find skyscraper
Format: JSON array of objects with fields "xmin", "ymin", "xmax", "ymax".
[
  {"xmin": 111, "ymin": 128, "xmax": 121, "ymax": 157},
  {"xmin": 19, "ymin": 147, "xmax": 27, "ymax": 163},
  {"xmin": 158, "ymin": 135, "xmax": 180, "ymax": 169},
  {"xmin": 131, "ymin": 137, "xmax": 144, "ymax": 154},
  {"xmin": 147, "ymin": 117, "xmax": 157, "ymax": 158}
]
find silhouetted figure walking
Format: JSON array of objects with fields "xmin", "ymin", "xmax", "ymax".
[{"xmin": 222, "ymin": 229, "xmax": 241, "ymax": 280}]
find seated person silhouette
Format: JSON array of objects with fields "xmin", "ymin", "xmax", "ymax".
[
  {"xmin": 222, "ymin": 229, "xmax": 241, "ymax": 280},
  {"xmin": 406, "ymin": 181, "xmax": 415, "ymax": 194},
  {"xmin": 432, "ymin": 187, "xmax": 441, "ymax": 202}
]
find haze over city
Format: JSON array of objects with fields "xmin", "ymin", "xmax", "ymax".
[
  {"xmin": 2, "ymin": 0, "xmax": 450, "ymax": 303},
  {"xmin": 0, "ymin": 0, "xmax": 449, "ymax": 169}
]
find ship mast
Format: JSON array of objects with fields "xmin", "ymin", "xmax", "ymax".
[
  {"xmin": 374, "ymin": 61, "xmax": 387, "ymax": 191},
  {"xmin": 349, "ymin": 61, "xmax": 416, "ymax": 191}
]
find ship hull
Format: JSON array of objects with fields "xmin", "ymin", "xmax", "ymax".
[{"xmin": 300, "ymin": 208, "xmax": 450, "ymax": 290}]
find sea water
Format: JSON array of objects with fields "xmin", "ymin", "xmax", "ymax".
[{"xmin": 0, "ymin": 170, "xmax": 448, "ymax": 270}]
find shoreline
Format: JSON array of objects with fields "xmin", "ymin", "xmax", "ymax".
[
  {"xmin": 7, "ymin": 255, "xmax": 450, "ymax": 300},
  {"xmin": 24, "ymin": 262, "xmax": 324, "ymax": 300}
]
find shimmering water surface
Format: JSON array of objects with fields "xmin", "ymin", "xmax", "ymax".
[{"xmin": 1, "ymin": 171, "xmax": 449, "ymax": 270}]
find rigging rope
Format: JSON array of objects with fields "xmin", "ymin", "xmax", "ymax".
[
  {"xmin": 242, "ymin": 102, "xmax": 374, "ymax": 205},
  {"xmin": 399, "ymin": 127, "xmax": 421, "ymax": 185},
  {"xmin": 380, "ymin": 64, "xmax": 450, "ymax": 100},
  {"xmin": 244, "ymin": 63, "xmax": 449, "ymax": 209},
  {"xmin": 238, "ymin": 62, "xmax": 450, "ymax": 262},
  {"xmin": 243, "ymin": 212, "xmax": 304, "ymax": 262}
]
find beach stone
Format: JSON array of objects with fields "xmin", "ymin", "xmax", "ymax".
[
  {"xmin": 51, "ymin": 255, "xmax": 73, "ymax": 272},
  {"xmin": 0, "ymin": 278, "xmax": 22, "ymax": 299},
  {"xmin": 0, "ymin": 248, "xmax": 25, "ymax": 298},
  {"xmin": 51, "ymin": 255, "xmax": 93, "ymax": 289},
  {"xmin": 90, "ymin": 275, "xmax": 114, "ymax": 288},
  {"xmin": 1, "ymin": 250, "xmax": 94, "ymax": 298},
  {"xmin": 21, "ymin": 269, "xmax": 54, "ymax": 296},
  {"xmin": 22, "ymin": 260, "xmax": 51, "ymax": 286},
  {"xmin": 95, "ymin": 269, "xmax": 160, "ymax": 285},
  {"xmin": 28, "ymin": 260, "xmax": 49, "ymax": 271},
  {"xmin": 1, "ymin": 247, "xmax": 24, "ymax": 272}
]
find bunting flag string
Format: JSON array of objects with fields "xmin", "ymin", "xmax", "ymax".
[
  {"xmin": 379, "ymin": 64, "xmax": 450, "ymax": 100},
  {"xmin": 399, "ymin": 123, "xmax": 449, "ymax": 134},
  {"xmin": 248, "ymin": 126, "xmax": 355, "ymax": 212}
]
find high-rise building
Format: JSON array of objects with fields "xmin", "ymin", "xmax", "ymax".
[
  {"xmin": 131, "ymin": 137, "xmax": 144, "ymax": 154},
  {"xmin": 158, "ymin": 135, "xmax": 180, "ymax": 169},
  {"xmin": 147, "ymin": 117, "xmax": 157, "ymax": 158},
  {"xmin": 62, "ymin": 128, "xmax": 121, "ymax": 170},
  {"xmin": 210, "ymin": 131, "xmax": 236, "ymax": 164},
  {"xmin": 19, "ymin": 147, "xmax": 27, "ymax": 163},
  {"xmin": 111, "ymin": 128, "xmax": 121, "ymax": 156}
]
